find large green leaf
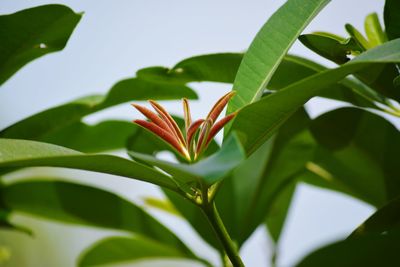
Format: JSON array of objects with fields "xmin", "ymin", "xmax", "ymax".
[
  {"xmin": 384, "ymin": 0, "xmax": 400, "ymax": 40},
  {"xmin": 295, "ymin": 231, "xmax": 400, "ymax": 267},
  {"xmin": 216, "ymin": 109, "xmax": 314, "ymax": 246},
  {"xmin": 0, "ymin": 139, "xmax": 179, "ymax": 191},
  {"xmin": 228, "ymin": 0, "xmax": 330, "ymax": 113},
  {"xmin": 129, "ymin": 134, "xmax": 245, "ymax": 185},
  {"xmin": 231, "ymin": 39, "xmax": 400, "ymax": 155},
  {"xmin": 138, "ymin": 53, "xmax": 384, "ymax": 110},
  {"xmin": 350, "ymin": 195, "xmax": 400, "ymax": 238},
  {"xmin": 1, "ymin": 180, "xmax": 193, "ymax": 255},
  {"xmin": 309, "ymin": 107, "xmax": 400, "ymax": 206},
  {"xmin": 0, "ymin": 78, "xmax": 196, "ymax": 142},
  {"xmin": 78, "ymin": 236, "xmax": 203, "ymax": 267},
  {"xmin": 0, "ymin": 5, "xmax": 81, "ymax": 86}
]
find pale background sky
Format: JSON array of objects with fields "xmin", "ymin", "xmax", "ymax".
[{"xmin": 0, "ymin": 0, "xmax": 395, "ymax": 267}]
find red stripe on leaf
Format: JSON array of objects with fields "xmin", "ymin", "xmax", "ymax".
[{"xmin": 206, "ymin": 91, "xmax": 236, "ymax": 123}]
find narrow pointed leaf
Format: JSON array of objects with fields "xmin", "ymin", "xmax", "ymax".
[
  {"xmin": 364, "ymin": 13, "xmax": 386, "ymax": 46},
  {"xmin": 132, "ymin": 104, "xmax": 172, "ymax": 132},
  {"xmin": 228, "ymin": 0, "xmax": 330, "ymax": 113},
  {"xmin": 183, "ymin": 98, "xmax": 192, "ymax": 131},
  {"xmin": 206, "ymin": 113, "xmax": 236, "ymax": 146},
  {"xmin": 206, "ymin": 91, "xmax": 235, "ymax": 122}
]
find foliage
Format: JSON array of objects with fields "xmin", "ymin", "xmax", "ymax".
[{"xmin": 1, "ymin": 1, "xmax": 400, "ymax": 266}]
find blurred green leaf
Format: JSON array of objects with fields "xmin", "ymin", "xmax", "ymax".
[
  {"xmin": 78, "ymin": 236, "xmax": 203, "ymax": 267},
  {"xmin": 129, "ymin": 134, "xmax": 245, "ymax": 185},
  {"xmin": 0, "ymin": 4, "xmax": 81, "ymax": 86},
  {"xmin": 384, "ymin": 0, "xmax": 400, "ymax": 40},
  {"xmin": 43, "ymin": 120, "xmax": 134, "ymax": 153},
  {"xmin": 296, "ymin": 231, "xmax": 400, "ymax": 267},
  {"xmin": 364, "ymin": 13, "xmax": 386, "ymax": 46},
  {"xmin": 163, "ymin": 189, "xmax": 222, "ymax": 251},
  {"xmin": 228, "ymin": 0, "xmax": 330, "ymax": 113},
  {"xmin": 0, "ymin": 139, "xmax": 179, "ymax": 191},
  {"xmin": 309, "ymin": 107, "xmax": 400, "ymax": 206},
  {"xmin": 1, "ymin": 180, "xmax": 194, "ymax": 255},
  {"xmin": 0, "ymin": 78, "xmax": 197, "ymax": 144},
  {"xmin": 345, "ymin": 24, "xmax": 371, "ymax": 50},
  {"xmin": 217, "ymin": 109, "xmax": 314, "ymax": 245},
  {"xmin": 231, "ymin": 39, "xmax": 400, "ymax": 155}
]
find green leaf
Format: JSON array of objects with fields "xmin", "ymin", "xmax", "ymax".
[
  {"xmin": 265, "ymin": 180, "xmax": 297, "ymax": 243},
  {"xmin": 270, "ymin": 55, "xmax": 386, "ymax": 108},
  {"xmin": 42, "ymin": 120, "xmax": 135, "ymax": 153},
  {"xmin": 295, "ymin": 231, "xmax": 400, "ymax": 267},
  {"xmin": 129, "ymin": 134, "xmax": 245, "ymax": 185},
  {"xmin": 231, "ymin": 39, "xmax": 400, "ymax": 155},
  {"xmin": 350, "ymin": 195, "xmax": 400, "ymax": 238},
  {"xmin": 217, "ymin": 109, "xmax": 315, "ymax": 245},
  {"xmin": 228, "ymin": 0, "xmax": 330, "ymax": 113},
  {"xmin": 345, "ymin": 24, "xmax": 371, "ymax": 50},
  {"xmin": 0, "ymin": 5, "xmax": 81, "ymax": 86},
  {"xmin": 384, "ymin": 0, "xmax": 400, "ymax": 40},
  {"xmin": 0, "ymin": 78, "xmax": 196, "ymax": 142},
  {"xmin": 298, "ymin": 34, "xmax": 359, "ymax": 64},
  {"xmin": 364, "ymin": 13, "xmax": 387, "ymax": 47},
  {"xmin": 309, "ymin": 107, "xmax": 400, "ymax": 206},
  {"xmin": 0, "ymin": 139, "xmax": 179, "ymax": 191},
  {"xmin": 1, "ymin": 180, "xmax": 194, "ymax": 256},
  {"xmin": 78, "ymin": 236, "xmax": 201, "ymax": 267},
  {"xmin": 137, "ymin": 53, "xmax": 242, "ymax": 84}
]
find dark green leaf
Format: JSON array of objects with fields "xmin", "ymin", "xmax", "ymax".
[
  {"xmin": 78, "ymin": 236, "xmax": 202, "ymax": 267},
  {"xmin": 299, "ymin": 34, "xmax": 359, "ymax": 64},
  {"xmin": 0, "ymin": 5, "xmax": 81, "ymax": 86},
  {"xmin": 350, "ymin": 195, "xmax": 400, "ymax": 238},
  {"xmin": 228, "ymin": 0, "xmax": 330, "ymax": 113},
  {"xmin": 0, "ymin": 139, "xmax": 179, "ymax": 191},
  {"xmin": 231, "ymin": 39, "xmax": 400, "ymax": 155},
  {"xmin": 384, "ymin": 0, "xmax": 400, "ymax": 40},
  {"xmin": 309, "ymin": 107, "xmax": 400, "ymax": 206},
  {"xmin": 137, "ymin": 53, "xmax": 242, "ymax": 84},
  {"xmin": 296, "ymin": 231, "xmax": 400, "ymax": 267}
]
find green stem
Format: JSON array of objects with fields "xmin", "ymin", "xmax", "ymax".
[{"xmin": 202, "ymin": 202, "xmax": 245, "ymax": 267}]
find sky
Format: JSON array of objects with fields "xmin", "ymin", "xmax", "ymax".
[{"xmin": 0, "ymin": 0, "xmax": 393, "ymax": 266}]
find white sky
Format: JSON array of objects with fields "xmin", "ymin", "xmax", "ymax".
[{"xmin": 0, "ymin": 0, "xmax": 393, "ymax": 266}]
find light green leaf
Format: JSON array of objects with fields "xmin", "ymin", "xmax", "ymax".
[
  {"xmin": 231, "ymin": 39, "xmax": 400, "ymax": 155},
  {"xmin": 78, "ymin": 236, "xmax": 203, "ymax": 267},
  {"xmin": 295, "ymin": 231, "xmax": 400, "ymax": 267},
  {"xmin": 1, "ymin": 180, "xmax": 191, "ymax": 254},
  {"xmin": 129, "ymin": 134, "xmax": 245, "ymax": 185},
  {"xmin": 0, "ymin": 139, "xmax": 178, "ymax": 191},
  {"xmin": 0, "ymin": 4, "xmax": 81, "ymax": 86},
  {"xmin": 228, "ymin": 0, "xmax": 330, "ymax": 113},
  {"xmin": 364, "ymin": 13, "xmax": 387, "ymax": 46}
]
